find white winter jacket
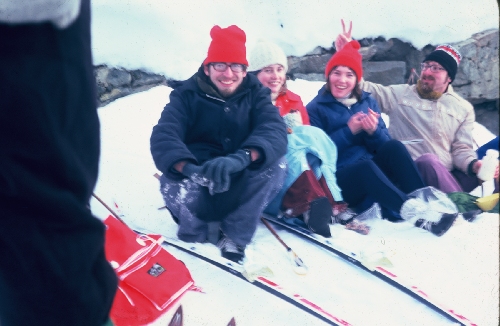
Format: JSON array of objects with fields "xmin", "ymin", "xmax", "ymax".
[{"xmin": 360, "ymin": 80, "xmax": 476, "ymax": 173}]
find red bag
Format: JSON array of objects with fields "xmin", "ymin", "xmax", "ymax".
[{"xmin": 104, "ymin": 215, "xmax": 196, "ymax": 326}]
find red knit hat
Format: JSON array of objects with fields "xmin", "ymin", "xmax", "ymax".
[
  {"xmin": 324, "ymin": 40, "xmax": 362, "ymax": 80},
  {"xmin": 203, "ymin": 25, "xmax": 248, "ymax": 66}
]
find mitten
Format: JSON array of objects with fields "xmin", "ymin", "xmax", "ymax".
[
  {"xmin": 183, "ymin": 163, "xmax": 210, "ymax": 187},
  {"xmin": 201, "ymin": 149, "xmax": 252, "ymax": 194}
]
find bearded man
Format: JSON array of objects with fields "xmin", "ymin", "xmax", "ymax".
[
  {"xmin": 150, "ymin": 25, "xmax": 287, "ymax": 263},
  {"xmin": 358, "ymin": 44, "xmax": 486, "ymax": 193}
]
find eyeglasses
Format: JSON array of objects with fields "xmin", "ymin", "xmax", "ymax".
[
  {"xmin": 210, "ymin": 63, "xmax": 246, "ymax": 73},
  {"xmin": 420, "ymin": 63, "xmax": 445, "ymax": 73}
]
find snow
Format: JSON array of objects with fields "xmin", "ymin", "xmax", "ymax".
[
  {"xmin": 88, "ymin": 2, "xmax": 499, "ymax": 325},
  {"xmin": 91, "ymin": 84, "xmax": 498, "ymax": 326},
  {"xmin": 90, "ymin": 0, "xmax": 499, "ymax": 80}
]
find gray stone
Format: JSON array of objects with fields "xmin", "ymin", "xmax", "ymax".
[
  {"xmin": 94, "ymin": 65, "xmax": 167, "ymax": 106},
  {"xmin": 363, "ymin": 61, "xmax": 406, "ymax": 85},
  {"xmin": 305, "ymin": 46, "xmax": 327, "ymax": 56},
  {"xmin": 293, "ymin": 73, "xmax": 325, "ymax": 82},
  {"xmin": 474, "ymin": 100, "xmax": 499, "ymax": 136},
  {"xmin": 131, "ymin": 70, "xmax": 167, "ymax": 88},
  {"xmin": 288, "ymin": 53, "xmax": 332, "ymax": 75},
  {"xmin": 359, "ymin": 45, "xmax": 377, "ymax": 61},
  {"xmin": 452, "ymin": 29, "xmax": 499, "ymax": 104},
  {"xmin": 106, "ymin": 68, "xmax": 132, "ymax": 88}
]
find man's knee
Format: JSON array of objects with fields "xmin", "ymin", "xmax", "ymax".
[{"xmin": 415, "ymin": 153, "xmax": 441, "ymax": 167}]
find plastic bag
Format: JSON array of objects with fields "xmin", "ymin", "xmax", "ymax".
[
  {"xmin": 345, "ymin": 202, "xmax": 382, "ymax": 235},
  {"xmin": 402, "ymin": 187, "xmax": 459, "ymax": 223},
  {"xmin": 408, "ymin": 187, "xmax": 458, "ymax": 213}
]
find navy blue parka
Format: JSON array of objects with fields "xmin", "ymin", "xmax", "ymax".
[
  {"xmin": 151, "ymin": 66, "xmax": 287, "ymax": 179},
  {"xmin": 306, "ymin": 87, "xmax": 391, "ymax": 170}
]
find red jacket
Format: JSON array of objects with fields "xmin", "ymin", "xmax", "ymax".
[{"xmin": 275, "ymin": 90, "xmax": 310, "ymax": 125}]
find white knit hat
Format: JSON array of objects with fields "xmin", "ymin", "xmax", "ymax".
[{"xmin": 248, "ymin": 39, "xmax": 288, "ymax": 72}]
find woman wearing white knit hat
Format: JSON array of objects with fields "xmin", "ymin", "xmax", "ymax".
[
  {"xmin": 250, "ymin": 39, "xmax": 355, "ymax": 238},
  {"xmin": 249, "ymin": 39, "xmax": 309, "ymax": 126}
]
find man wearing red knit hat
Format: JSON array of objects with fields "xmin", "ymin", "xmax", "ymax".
[
  {"xmin": 151, "ymin": 25, "xmax": 287, "ymax": 263},
  {"xmin": 335, "ymin": 20, "xmax": 497, "ymax": 194}
]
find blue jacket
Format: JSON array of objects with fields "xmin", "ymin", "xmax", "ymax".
[
  {"xmin": 306, "ymin": 87, "xmax": 391, "ymax": 170},
  {"xmin": 151, "ymin": 66, "xmax": 288, "ymax": 180},
  {"xmin": 265, "ymin": 125, "xmax": 344, "ymax": 215}
]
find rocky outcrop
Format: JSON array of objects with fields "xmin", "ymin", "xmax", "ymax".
[
  {"xmin": 452, "ymin": 29, "xmax": 499, "ymax": 104},
  {"xmin": 289, "ymin": 29, "xmax": 499, "ymax": 106},
  {"xmin": 94, "ymin": 65, "xmax": 168, "ymax": 107},
  {"xmin": 95, "ymin": 29, "xmax": 499, "ymax": 135}
]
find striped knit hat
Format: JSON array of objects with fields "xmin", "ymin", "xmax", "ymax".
[{"xmin": 423, "ymin": 44, "xmax": 462, "ymax": 82}]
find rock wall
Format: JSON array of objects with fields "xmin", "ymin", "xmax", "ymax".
[
  {"xmin": 289, "ymin": 29, "xmax": 499, "ymax": 104},
  {"xmin": 95, "ymin": 29, "xmax": 499, "ymax": 135},
  {"xmin": 95, "ymin": 65, "xmax": 169, "ymax": 106}
]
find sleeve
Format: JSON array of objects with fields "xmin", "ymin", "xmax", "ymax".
[
  {"xmin": 297, "ymin": 98, "xmax": 310, "ymax": 125},
  {"xmin": 451, "ymin": 104, "xmax": 478, "ymax": 173},
  {"xmin": 150, "ymin": 89, "xmax": 197, "ymax": 179},
  {"xmin": 359, "ymin": 79, "xmax": 400, "ymax": 114},
  {"xmin": 362, "ymin": 97, "xmax": 391, "ymax": 152},
  {"xmin": 0, "ymin": 0, "xmax": 81, "ymax": 29},
  {"xmin": 241, "ymin": 87, "xmax": 288, "ymax": 169}
]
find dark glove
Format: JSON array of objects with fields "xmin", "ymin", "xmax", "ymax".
[
  {"xmin": 201, "ymin": 149, "xmax": 252, "ymax": 194},
  {"xmin": 182, "ymin": 163, "xmax": 210, "ymax": 187}
]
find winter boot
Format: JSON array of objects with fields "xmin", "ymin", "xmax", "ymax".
[
  {"xmin": 217, "ymin": 235, "xmax": 245, "ymax": 264},
  {"xmin": 414, "ymin": 213, "xmax": 459, "ymax": 236},
  {"xmin": 303, "ymin": 197, "xmax": 332, "ymax": 237},
  {"xmin": 462, "ymin": 209, "xmax": 482, "ymax": 222}
]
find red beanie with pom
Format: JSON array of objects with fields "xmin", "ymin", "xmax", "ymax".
[
  {"xmin": 324, "ymin": 40, "xmax": 362, "ymax": 80},
  {"xmin": 203, "ymin": 25, "xmax": 248, "ymax": 66}
]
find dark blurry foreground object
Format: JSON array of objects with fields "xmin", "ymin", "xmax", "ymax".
[{"xmin": 0, "ymin": 1, "xmax": 117, "ymax": 325}]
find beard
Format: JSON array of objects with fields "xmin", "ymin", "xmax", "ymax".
[
  {"xmin": 416, "ymin": 79, "xmax": 443, "ymax": 100},
  {"xmin": 218, "ymin": 87, "xmax": 236, "ymax": 97}
]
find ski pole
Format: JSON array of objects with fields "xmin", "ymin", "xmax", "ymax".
[
  {"xmin": 260, "ymin": 217, "xmax": 308, "ymax": 275},
  {"xmin": 92, "ymin": 193, "xmax": 126, "ymax": 224}
]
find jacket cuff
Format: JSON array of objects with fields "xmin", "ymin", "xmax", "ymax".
[{"xmin": 467, "ymin": 159, "xmax": 478, "ymax": 176}]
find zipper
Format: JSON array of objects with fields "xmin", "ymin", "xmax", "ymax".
[{"xmin": 205, "ymin": 94, "xmax": 225, "ymax": 103}]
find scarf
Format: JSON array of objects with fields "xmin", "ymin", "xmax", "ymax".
[{"xmin": 335, "ymin": 93, "xmax": 358, "ymax": 109}]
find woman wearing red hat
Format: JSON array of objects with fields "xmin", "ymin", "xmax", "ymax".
[{"xmin": 306, "ymin": 40, "xmax": 458, "ymax": 236}]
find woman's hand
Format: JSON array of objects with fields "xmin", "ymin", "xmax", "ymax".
[
  {"xmin": 361, "ymin": 108, "xmax": 380, "ymax": 135},
  {"xmin": 347, "ymin": 112, "xmax": 366, "ymax": 135},
  {"xmin": 334, "ymin": 19, "xmax": 352, "ymax": 52}
]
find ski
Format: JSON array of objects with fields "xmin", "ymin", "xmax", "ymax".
[
  {"xmin": 227, "ymin": 317, "xmax": 236, "ymax": 326},
  {"xmin": 94, "ymin": 190, "xmax": 351, "ymax": 325},
  {"xmin": 162, "ymin": 235, "xmax": 352, "ymax": 326},
  {"xmin": 262, "ymin": 214, "xmax": 477, "ymax": 326},
  {"xmin": 167, "ymin": 305, "xmax": 236, "ymax": 326},
  {"xmin": 167, "ymin": 305, "xmax": 183, "ymax": 326}
]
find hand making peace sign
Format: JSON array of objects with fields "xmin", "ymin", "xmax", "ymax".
[{"xmin": 334, "ymin": 19, "xmax": 353, "ymax": 52}]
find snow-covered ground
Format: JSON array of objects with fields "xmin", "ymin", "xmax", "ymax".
[
  {"xmin": 90, "ymin": 83, "xmax": 498, "ymax": 326},
  {"xmin": 88, "ymin": 1, "xmax": 499, "ymax": 324}
]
